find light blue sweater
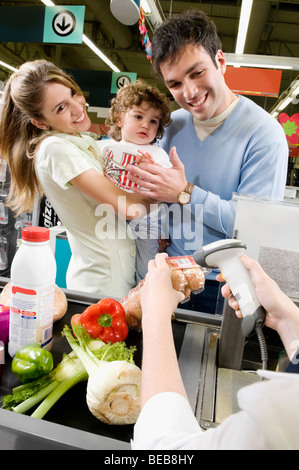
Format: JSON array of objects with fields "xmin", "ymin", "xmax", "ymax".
[{"xmin": 159, "ymin": 95, "xmax": 288, "ymax": 257}]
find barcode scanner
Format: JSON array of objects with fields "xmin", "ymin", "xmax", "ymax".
[{"xmin": 193, "ymin": 239, "xmax": 267, "ymax": 369}]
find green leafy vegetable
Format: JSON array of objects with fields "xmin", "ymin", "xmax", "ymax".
[
  {"xmin": 1, "ymin": 326, "xmax": 137, "ymax": 421},
  {"xmin": 62, "ymin": 324, "xmax": 141, "ymax": 425}
]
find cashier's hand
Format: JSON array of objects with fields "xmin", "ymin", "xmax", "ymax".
[
  {"xmin": 216, "ymin": 254, "xmax": 296, "ymax": 332},
  {"xmin": 126, "ymin": 146, "xmax": 188, "ymax": 203},
  {"xmin": 140, "ymin": 253, "xmax": 185, "ymax": 325}
]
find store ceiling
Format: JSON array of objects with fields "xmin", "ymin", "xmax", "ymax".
[{"xmin": 0, "ymin": 0, "xmax": 299, "ymax": 114}]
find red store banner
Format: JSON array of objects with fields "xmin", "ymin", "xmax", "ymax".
[{"xmin": 225, "ymin": 66, "xmax": 282, "ymax": 97}]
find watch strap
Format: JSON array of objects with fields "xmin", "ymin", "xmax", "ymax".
[{"xmin": 184, "ymin": 183, "xmax": 194, "ymax": 195}]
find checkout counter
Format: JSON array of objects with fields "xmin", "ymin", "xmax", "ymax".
[
  {"xmin": 0, "ymin": 284, "xmax": 223, "ymax": 450},
  {"xmin": 1, "ymin": 195, "xmax": 299, "ymax": 449}
]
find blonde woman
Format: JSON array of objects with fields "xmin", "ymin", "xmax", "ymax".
[{"xmin": 0, "ymin": 60, "xmax": 151, "ymax": 297}]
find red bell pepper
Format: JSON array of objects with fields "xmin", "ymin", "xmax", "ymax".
[
  {"xmin": 78, "ymin": 298, "xmax": 128, "ymax": 343},
  {"xmin": 70, "ymin": 313, "xmax": 81, "ymax": 338}
]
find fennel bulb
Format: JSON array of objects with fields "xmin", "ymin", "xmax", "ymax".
[
  {"xmin": 63, "ymin": 325, "xmax": 141, "ymax": 425},
  {"xmin": 87, "ymin": 360, "xmax": 141, "ymax": 424}
]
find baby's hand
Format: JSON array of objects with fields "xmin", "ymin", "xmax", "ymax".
[{"xmin": 136, "ymin": 149, "xmax": 156, "ymax": 165}]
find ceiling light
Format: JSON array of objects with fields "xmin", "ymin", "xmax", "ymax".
[
  {"xmin": 40, "ymin": 0, "xmax": 120, "ymax": 72},
  {"xmin": 269, "ymin": 78, "xmax": 299, "ymax": 116},
  {"xmin": 82, "ymin": 35, "xmax": 120, "ymax": 73},
  {"xmin": 277, "ymin": 96, "xmax": 294, "ymax": 112},
  {"xmin": 225, "ymin": 61, "xmax": 292, "ymax": 70},
  {"xmin": 141, "ymin": 0, "xmax": 164, "ymax": 28},
  {"xmin": 235, "ymin": 0, "xmax": 253, "ymax": 54},
  {"xmin": 140, "ymin": 0, "xmax": 151, "ymax": 15},
  {"xmin": 40, "ymin": 0, "xmax": 55, "ymax": 5},
  {"xmin": 291, "ymin": 84, "xmax": 299, "ymax": 97},
  {"xmin": 0, "ymin": 60, "xmax": 18, "ymax": 72},
  {"xmin": 224, "ymin": 53, "xmax": 299, "ymax": 70}
]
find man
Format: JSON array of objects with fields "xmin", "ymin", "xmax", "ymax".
[{"xmin": 127, "ymin": 10, "xmax": 288, "ymax": 313}]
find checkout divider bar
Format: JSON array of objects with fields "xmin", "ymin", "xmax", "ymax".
[
  {"xmin": 0, "ymin": 278, "xmax": 223, "ymax": 327},
  {"xmin": 0, "ymin": 408, "xmax": 130, "ymax": 450},
  {"xmin": 64, "ymin": 285, "xmax": 223, "ymax": 329}
]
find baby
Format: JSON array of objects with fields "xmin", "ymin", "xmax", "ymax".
[{"xmin": 98, "ymin": 79, "xmax": 172, "ymax": 282}]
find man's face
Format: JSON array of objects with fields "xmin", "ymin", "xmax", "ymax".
[{"xmin": 161, "ymin": 44, "xmax": 231, "ymax": 121}]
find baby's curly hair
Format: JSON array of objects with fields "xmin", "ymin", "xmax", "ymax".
[{"xmin": 106, "ymin": 79, "xmax": 172, "ymax": 142}]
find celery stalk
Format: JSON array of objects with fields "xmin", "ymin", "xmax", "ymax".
[
  {"xmin": 31, "ymin": 369, "xmax": 87, "ymax": 419},
  {"xmin": 13, "ymin": 380, "xmax": 59, "ymax": 414}
]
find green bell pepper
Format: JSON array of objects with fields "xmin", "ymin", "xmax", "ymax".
[{"xmin": 11, "ymin": 343, "xmax": 54, "ymax": 384}]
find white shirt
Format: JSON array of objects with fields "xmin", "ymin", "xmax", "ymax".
[
  {"xmin": 132, "ymin": 371, "xmax": 299, "ymax": 450},
  {"xmin": 35, "ymin": 133, "xmax": 136, "ymax": 297},
  {"xmin": 97, "ymin": 139, "xmax": 171, "ymax": 194},
  {"xmin": 193, "ymin": 96, "xmax": 240, "ymax": 141},
  {"xmin": 97, "ymin": 139, "xmax": 172, "ymax": 169}
]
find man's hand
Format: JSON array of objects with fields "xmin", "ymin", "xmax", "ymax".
[{"xmin": 126, "ymin": 146, "xmax": 188, "ymax": 202}]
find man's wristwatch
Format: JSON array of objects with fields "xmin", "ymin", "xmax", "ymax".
[{"xmin": 178, "ymin": 182, "xmax": 194, "ymax": 205}]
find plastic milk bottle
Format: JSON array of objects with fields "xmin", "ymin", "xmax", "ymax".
[{"xmin": 8, "ymin": 227, "xmax": 56, "ymax": 357}]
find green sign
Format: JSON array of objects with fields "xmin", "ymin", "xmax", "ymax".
[
  {"xmin": 43, "ymin": 6, "xmax": 85, "ymax": 44},
  {"xmin": 111, "ymin": 72, "xmax": 137, "ymax": 94},
  {"xmin": 0, "ymin": 6, "xmax": 85, "ymax": 44}
]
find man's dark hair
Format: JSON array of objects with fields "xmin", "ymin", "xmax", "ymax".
[{"xmin": 152, "ymin": 10, "xmax": 222, "ymax": 79}]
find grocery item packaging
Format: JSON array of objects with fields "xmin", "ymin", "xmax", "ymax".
[
  {"xmin": 0, "ymin": 305, "xmax": 10, "ymax": 344},
  {"xmin": 121, "ymin": 256, "xmax": 210, "ymax": 329}
]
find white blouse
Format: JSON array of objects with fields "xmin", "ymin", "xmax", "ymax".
[{"xmin": 132, "ymin": 370, "xmax": 299, "ymax": 450}]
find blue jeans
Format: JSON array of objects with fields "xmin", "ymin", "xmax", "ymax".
[
  {"xmin": 178, "ymin": 279, "xmax": 224, "ymax": 315},
  {"xmin": 128, "ymin": 204, "xmax": 168, "ymax": 283}
]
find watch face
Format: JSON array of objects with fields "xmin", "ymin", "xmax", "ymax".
[{"xmin": 178, "ymin": 191, "xmax": 190, "ymax": 204}]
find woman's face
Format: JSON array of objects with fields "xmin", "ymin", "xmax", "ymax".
[{"xmin": 32, "ymin": 82, "xmax": 91, "ymax": 135}]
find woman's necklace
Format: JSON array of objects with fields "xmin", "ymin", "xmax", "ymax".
[{"xmin": 88, "ymin": 145, "xmax": 98, "ymax": 158}]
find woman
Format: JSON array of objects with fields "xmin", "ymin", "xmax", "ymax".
[
  {"xmin": 132, "ymin": 253, "xmax": 299, "ymax": 449},
  {"xmin": 0, "ymin": 60, "xmax": 151, "ymax": 297}
]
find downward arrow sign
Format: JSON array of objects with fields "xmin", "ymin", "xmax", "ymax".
[
  {"xmin": 56, "ymin": 15, "xmax": 70, "ymax": 32},
  {"xmin": 52, "ymin": 10, "xmax": 76, "ymax": 37}
]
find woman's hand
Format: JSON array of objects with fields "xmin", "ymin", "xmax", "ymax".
[
  {"xmin": 126, "ymin": 146, "xmax": 188, "ymax": 202},
  {"xmin": 140, "ymin": 253, "xmax": 185, "ymax": 327},
  {"xmin": 217, "ymin": 255, "xmax": 291, "ymax": 330},
  {"xmin": 217, "ymin": 254, "xmax": 299, "ymax": 360},
  {"xmin": 139, "ymin": 253, "xmax": 188, "ymax": 406}
]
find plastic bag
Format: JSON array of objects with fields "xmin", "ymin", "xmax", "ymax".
[
  {"xmin": 166, "ymin": 256, "xmax": 209, "ymax": 302},
  {"xmin": 121, "ymin": 256, "xmax": 210, "ymax": 329}
]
